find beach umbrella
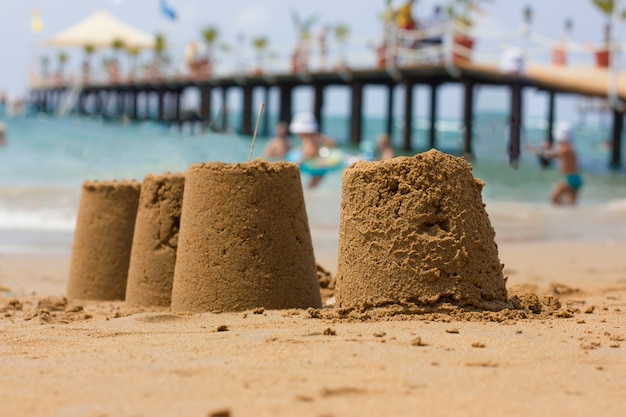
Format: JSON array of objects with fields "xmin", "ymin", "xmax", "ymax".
[{"xmin": 44, "ymin": 10, "xmax": 155, "ymax": 50}]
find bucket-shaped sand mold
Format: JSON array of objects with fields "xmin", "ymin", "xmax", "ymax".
[
  {"xmin": 125, "ymin": 173, "xmax": 185, "ymax": 307},
  {"xmin": 171, "ymin": 159, "xmax": 322, "ymax": 312},
  {"xmin": 67, "ymin": 180, "xmax": 141, "ymax": 301},
  {"xmin": 336, "ymin": 149, "xmax": 506, "ymax": 310}
]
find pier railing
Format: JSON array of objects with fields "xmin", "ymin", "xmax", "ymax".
[{"xmin": 29, "ymin": 20, "xmax": 625, "ymax": 90}]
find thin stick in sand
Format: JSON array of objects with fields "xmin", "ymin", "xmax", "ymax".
[{"xmin": 247, "ymin": 102, "xmax": 265, "ymax": 162}]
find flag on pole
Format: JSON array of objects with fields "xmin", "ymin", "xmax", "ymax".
[
  {"xmin": 31, "ymin": 9, "xmax": 43, "ymax": 33},
  {"xmin": 160, "ymin": 0, "xmax": 177, "ymax": 21}
]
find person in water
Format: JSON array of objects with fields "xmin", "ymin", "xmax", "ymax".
[
  {"xmin": 530, "ymin": 122, "xmax": 583, "ymax": 205},
  {"xmin": 289, "ymin": 112, "xmax": 336, "ymax": 189},
  {"xmin": 263, "ymin": 122, "xmax": 292, "ymax": 159},
  {"xmin": 0, "ymin": 123, "xmax": 5, "ymax": 146},
  {"xmin": 376, "ymin": 133, "xmax": 395, "ymax": 160}
]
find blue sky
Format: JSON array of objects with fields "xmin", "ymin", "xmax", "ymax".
[{"xmin": 0, "ymin": 0, "xmax": 619, "ymax": 120}]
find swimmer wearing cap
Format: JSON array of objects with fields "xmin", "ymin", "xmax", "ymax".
[{"xmin": 289, "ymin": 112, "xmax": 336, "ymax": 188}]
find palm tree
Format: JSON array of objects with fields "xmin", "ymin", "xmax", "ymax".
[
  {"xmin": 201, "ymin": 26, "xmax": 219, "ymax": 63},
  {"xmin": 334, "ymin": 24, "xmax": 350, "ymax": 67},
  {"xmin": 57, "ymin": 51, "xmax": 68, "ymax": 78},
  {"xmin": 111, "ymin": 38, "xmax": 124, "ymax": 69},
  {"xmin": 154, "ymin": 33, "xmax": 167, "ymax": 73},
  {"xmin": 290, "ymin": 10, "xmax": 318, "ymax": 71},
  {"xmin": 592, "ymin": 0, "xmax": 626, "ymax": 44},
  {"xmin": 126, "ymin": 46, "xmax": 140, "ymax": 77},
  {"xmin": 82, "ymin": 44, "xmax": 94, "ymax": 82},
  {"xmin": 251, "ymin": 36, "xmax": 268, "ymax": 74}
]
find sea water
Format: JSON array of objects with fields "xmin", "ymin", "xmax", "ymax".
[{"xmin": 1, "ymin": 111, "xmax": 626, "ymax": 254}]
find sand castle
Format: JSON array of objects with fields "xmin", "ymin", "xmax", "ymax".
[
  {"xmin": 67, "ymin": 180, "xmax": 141, "ymax": 301},
  {"xmin": 336, "ymin": 149, "xmax": 507, "ymax": 310},
  {"xmin": 170, "ymin": 159, "xmax": 321, "ymax": 313},
  {"xmin": 125, "ymin": 173, "xmax": 185, "ymax": 308}
]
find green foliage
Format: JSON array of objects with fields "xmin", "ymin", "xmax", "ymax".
[
  {"xmin": 252, "ymin": 36, "xmax": 268, "ymax": 51},
  {"xmin": 446, "ymin": 0, "xmax": 493, "ymax": 28},
  {"xmin": 111, "ymin": 38, "xmax": 125, "ymax": 51},
  {"xmin": 202, "ymin": 26, "xmax": 219, "ymax": 46},
  {"xmin": 154, "ymin": 33, "xmax": 167, "ymax": 54},
  {"xmin": 290, "ymin": 10, "xmax": 318, "ymax": 41},
  {"xmin": 84, "ymin": 44, "xmax": 95, "ymax": 55},
  {"xmin": 591, "ymin": 0, "xmax": 626, "ymax": 17},
  {"xmin": 58, "ymin": 51, "xmax": 68, "ymax": 64},
  {"xmin": 334, "ymin": 24, "xmax": 350, "ymax": 42}
]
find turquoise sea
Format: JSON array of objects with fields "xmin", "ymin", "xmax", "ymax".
[{"xmin": 1, "ymin": 109, "xmax": 626, "ymax": 255}]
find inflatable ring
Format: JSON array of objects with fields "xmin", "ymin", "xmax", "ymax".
[{"xmin": 286, "ymin": 147, "xmax": 346, "ymax": 176}]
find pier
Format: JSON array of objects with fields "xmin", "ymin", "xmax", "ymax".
[{"xmin": 27, "ymin": 23, "xmax": 626, "ymax": 168}]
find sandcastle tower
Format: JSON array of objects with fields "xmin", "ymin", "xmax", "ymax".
[
  {"xmin": 67, "ymin": 180, "xmax": 141, "ymax": 301},
  {"xmin": 171, "ymin": 159, "xmax": 321, "ymax": 312},
  {"xmin": 125, "ymin": 173, "xmax": 185, "ymax": 307},
  {"xmin": 336, "ymin": 149, "xmax": 506, "ymax": 310}
]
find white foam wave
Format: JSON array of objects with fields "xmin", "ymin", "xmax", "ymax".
[{"xmin": 0, "ymin": 207, "xmax": 76, "ymax": 232}]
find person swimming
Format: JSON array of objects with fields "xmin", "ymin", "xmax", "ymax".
[
  {"xmin": 288, "ymin": 112, "xmax": 336, "ymax": 189},
  {"xmin": 530, "ymin": 122, "xmax": 583, "ymax": 205},
  {"xmin": 263, "ymin": 122, "xmax": 292, "ymax": 159}
]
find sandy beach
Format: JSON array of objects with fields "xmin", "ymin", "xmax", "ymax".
[{"xmin": 1, "ymin": 239, "xmax": 625, "ymax": 417}]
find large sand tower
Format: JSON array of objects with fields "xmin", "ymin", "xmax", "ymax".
[
  {"xmin": 171, "ymin": 159, "xmax": 321, "ymax": 313},
  {"xmin": 125, "ymin": 173, "xmax": 185, "ymax": 307},
  {"xmin": 336, "ymin": 150, "xmax": 506, "ymax": 310},
  {"xmin": 67, "ymin": 180, "xmax": 141, "ymax": 300}
]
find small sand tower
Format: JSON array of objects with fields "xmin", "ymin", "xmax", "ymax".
[
  {"xmin": 67, "ymin": 180, "xmax": 141, "ymax": 301},
  {"xmin": 170, "ymin": 159, "xmax": 321, "ymax": 313},
  {"xmin": 125, "ymin": 173, "xmax": 185, "ymax": 308},
  {"xmin": 336, "ymin": 150, "xmax": 506, "ymax": 310}
]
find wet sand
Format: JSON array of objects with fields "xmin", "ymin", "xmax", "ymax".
[{"xmin": 1, "ymin": 241, "xmax": 625, "ymax": 417}]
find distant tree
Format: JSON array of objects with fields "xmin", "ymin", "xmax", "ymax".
[
  {"xmin": 154, "ymin": 33, "xmax": 168, "ymax": 71},
  {"xmin": 591, "ymin": 0, "xmax": 626, "ymax": 44},
  {"xmin": 57, "ymin": 51, "xmax": 68, "ymax": 77},
  {"xmin": 334, "ymin": 24, "xmax": 350, "ymax": 66},
  {"xmin": 126, "ymin": 46, "xmax": 140, "ymax": 76},
  {"xmin": 82, "ymin": 44, "xmax": 95, "ymax": 81},
  {"xmin": 202, "ymin": 26, "xmax": 219, "ymax": 63},
  {"xmin": 290, "ymin": 10, "xmax": 318, "ymax": 71},
  {"xmin": 251, "ymin": 36, "xmax": 268, "ymax": 73},
  {"xmin": 111, "ymin": 38, "xmax": 125, "ymax": 63}
]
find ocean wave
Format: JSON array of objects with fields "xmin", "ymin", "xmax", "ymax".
[{"xmin": 0, "ymin": 207, "xmax": 76, "ymax": 232}]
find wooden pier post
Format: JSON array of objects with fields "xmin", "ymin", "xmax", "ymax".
[
  {"xmin": 279, "ymin": 85, "xmax": 292, "ymax": 124},
  {"xmin": 462, "ymin": 79, "xmax": 474, "ymax": 158},
  {"xmin": 386, "ymin": 84, "xmax": 395, "ymax": 137},
  {"xmin": 547, "ymin": 91, "xmax": 555, "ymax": 146},
  {"xmin": 262, "ymin": 86, "xmax": 271, "ymax": 136},
  {"xmin": 200, "ymin": 86, "xmax": 212, "ymax": 122},
  {"xmin": 314, "ymin": 84, "xmax": 325, "ymax": 133},
  {"xmin": 78, "ymin": 91, "xmax": 87, "ymax": 116},
  {"xmin": 509, "ymin": 82, "xmax": 523, "ymax": 168},
  {"xmin": 221, "ymin": 87, "xmax": 229, "ymax": 131},
  {"xmin": 143, "ymin": 92, "xmax": 152, "ymax": 120},
  {"xmin": 42, "ymin": 92, "xmax": 49, "ymax": 114},
  {"xmin": 242, "ymin": 85, "xmax": 253, "ymax": 135},
  {"xmin": 116, "ymin": 91, "xmax": 125, "ymax": 118},
  {"xmin": 403, "ymin": 82, "xmax": 413, "ymax": 151},
  {"xmin": 157, "ymin": 90, "xmax": 165, "ymax": 122},
  {"xmin": 130, "ymin": 90, "xmax": 138, "ymax": 120},
  {"xmin": 610, "ymin": 109, "xmax": 623, "ymax": 169},
  {"xmin": 350, "ymin": 82, "xmax": 363, "ymax": 145},
  {"xmin": 175, "ymin": 90, "xmax": 182, "ymax": 122},
  {"xmin": 429, "ymin": 83, "xmax": 439, "ymax": 149}
]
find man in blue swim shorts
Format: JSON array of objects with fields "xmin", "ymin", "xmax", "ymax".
[{"xmin": 543, "ymin": 122, "xmax": 583, "ymax": 205}]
